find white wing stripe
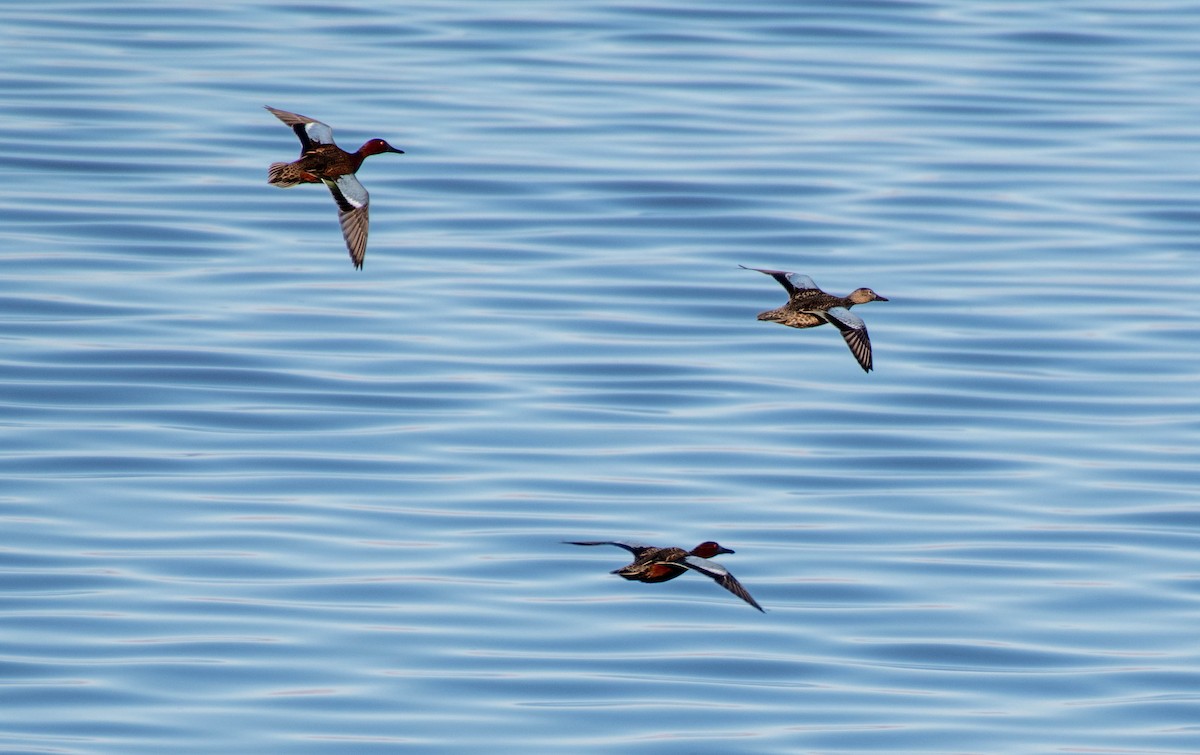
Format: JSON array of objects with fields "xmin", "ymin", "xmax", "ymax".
[{"xmin": 333, "ymin": 174, "xmax": 369, "ymax": 209}]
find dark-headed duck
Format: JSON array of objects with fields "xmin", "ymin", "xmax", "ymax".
[
  {"xmin": 266, "ymin": 106, "xmax": 404, "ymax": 269},
  {"xmin": 565, "ymin": 540, "xmax": 763, "ymax": 612}
]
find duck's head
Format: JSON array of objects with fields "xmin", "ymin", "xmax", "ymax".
[
  {"xmin": 849, "ymin": 287, "xmax": 888, "ymax": 304},
  {"xmin": 360, "ymin": 138, "xmax": 405, "ymax": 157},
  {"xmin": 691, "ymin": 541, "xmax": 734, "ymax": 558}
]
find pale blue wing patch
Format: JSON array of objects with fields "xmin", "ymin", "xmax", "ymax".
[
  {"xmin": 322, "ymin": 175, "xmax": 370, "ymax": 269},
  {"xmin": 302, "ymin": 120, "xmax": 334, "ymax": 145},
  {"xmin": 823, "ymin": 306, "xmax": 865, "ymax": 332},
  {"xmin": 741, "ymin": 266, "xmax": 815, "ymax": 297},
  {"xmin": 785, "ymin": 272, "xmax": 818, "ymax": 291},
  {"xmin": 331, "ymin": 174, "xmax": 369, "ymax": 211},
  {"xmin": 682, "ymin": 555, "xmax": 729, "ymax": 578},
  {"xmin": 825, "ymin": 307, "xmax": 874, "ymax": 372},
  {"xmin": 683, "ymin": 556, "xmax": 764, "ymax": 611},
  {"xmin": 265, "ymin": 107, "xmax": 336, "ymax": 149}
]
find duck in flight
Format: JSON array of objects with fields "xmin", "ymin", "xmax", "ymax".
[
  {"xmin": 565, "ymin": 540, "xmax": 764, "ymax": 612},
  {"xmin": 266, "ymin": 106, "xmax": 404, "ymax": 269},
  {"xmin": 742, "ymin": 265, "xmax": 888, "ymax": 372}
]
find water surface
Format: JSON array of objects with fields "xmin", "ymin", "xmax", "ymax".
[{"xmin": 2, "ymin": 1, "xmax": 1199, "ymax": 753}]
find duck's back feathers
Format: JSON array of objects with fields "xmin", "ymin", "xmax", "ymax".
[{"xmin": 267, "ymin": 161, "xmax": 311, "ymax": 187}]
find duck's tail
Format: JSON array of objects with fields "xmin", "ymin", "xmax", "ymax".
[{"xmin": 268, "ymin": 162, "xmax": 305, "ymax": 187}]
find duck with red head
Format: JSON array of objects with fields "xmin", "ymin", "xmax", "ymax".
[
  {"xmin": 565, "ymin": 540, "xmax": 763, "ymax": 611},
  {"xmin": 265, "ymin": 106, "xmax": 405, "ymax": 269},
  {"xmin": 358, "ymin": 138, "xmax": 405, "ymax": 159}
]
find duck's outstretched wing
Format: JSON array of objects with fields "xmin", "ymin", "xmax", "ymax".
[
  {"xmin": 321, "ymin": 174, "xmax": 369, "ymax": 269},
  {"xmin": 740, "ymin": 265, "xmax": 818, "ymax": 296},
  {"xmin": 565, "ymin": 541, "xmax": 657, "ymax": 559},
  {"xmin": 265, "ymin": 106, "xmax": 335, "ymax": 152},
  {"xmin": 821, "ymin": 307, "xmax": 873, "ymax": 372},
  {"xmin": 682, "ymin": 555, "xmax": 765, "ymax": 612}
]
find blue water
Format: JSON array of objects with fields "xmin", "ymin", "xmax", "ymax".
[{"xmin": 3, "ymin": 1, "xmax": 1200, "ymax": 752}]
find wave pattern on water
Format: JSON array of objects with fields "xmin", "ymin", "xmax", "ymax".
[{"xmin": 1, "ymin": 0, "xmax": 1200, "ymax": 753}]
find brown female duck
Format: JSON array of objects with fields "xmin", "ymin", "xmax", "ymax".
[
  {"xmin": 266, "ymin": 106, "xmax": 404, "ymax": 269},
  {"xmin": 565, "ymin": 540, "xmax": 764, "ymax": 611},
  {"xmin": 742, "ymin": 265, "xmax": 888, "ymax": 372}
]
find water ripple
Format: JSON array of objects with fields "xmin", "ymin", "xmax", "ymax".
[{"xmin": 1, "ymin": 0, "xmax": 1199, "ymax": 753}]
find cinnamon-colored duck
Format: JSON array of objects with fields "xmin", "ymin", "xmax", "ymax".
[
  {"xmin": 266, "ymin": 106, "xmax": 404, "ymax": 269},
  {"xmin": 565, "ymin": 540, "xmax": 764, "ymax": 611},
  {"xmin": 742, "ymin": 265, "xmax": 888, "ymax": 372}
]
